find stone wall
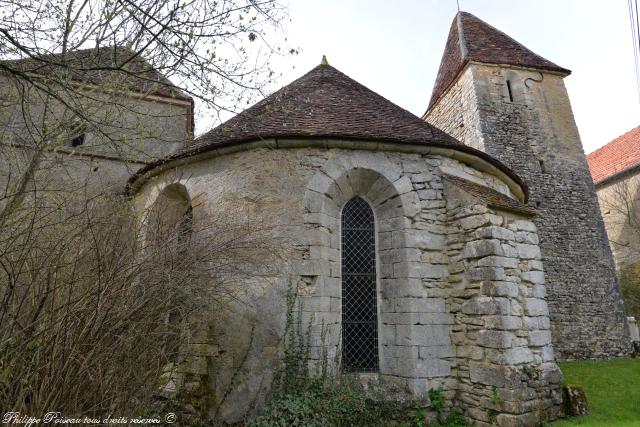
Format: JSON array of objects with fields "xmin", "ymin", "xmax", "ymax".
[
  {"xmin": 0, "ymin": 143, "xmax": 146, "ymax": 199},
  {"xmin": 444, "ymin": 182, "xmax": 562, "ymax": 425},
  {"xmin": 134, "ymin": 141, "xmax": 562, "ymax": 425},
  {"xmin": 427, "ymin": 63, "xmax": 632, "ymax": 360},
  {"xmin": 0, "ymin": 74, "xmax": 190, "ymax": 197},
  {"xmin": 421, "ymin": 66, "xmax": 485, "ymax": 152}
]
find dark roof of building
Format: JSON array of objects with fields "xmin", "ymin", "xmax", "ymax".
[
  {"xmin": 187, "ymin": 61, "xmax": 459, "ymax": 151},
  {"xmin": 587, "ymin": 126, "xmax": 640, "ymax": 184},
  {"xmin": 127, "ymin": 60, "xmax": 528, "ymax": 198},
  {"xmin": 427, "ymin": 12, "xmax": 571, "ymax": 111},
  {"xmin": 1, "ymin": 46, "xmax": 190, "ymax": 101},
  {"xmin": 444, "ymin": 174, "xmax": 536, "ymax": 216}
]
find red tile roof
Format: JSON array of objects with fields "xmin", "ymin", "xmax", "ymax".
[
  {"xmin": 587, "ymin": 126, "xmax": 640, "ymax": 184},
  {"xmin": 427, "ymin": 12, "xmax": 570, "ymax": 111}
]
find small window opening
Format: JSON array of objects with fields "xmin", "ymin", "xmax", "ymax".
[
  {"xmin": 506, "ymin": 80, "xmax": 514, "ymax": 102},
  {"xmin": 148, "ymin": 184, "xmax": 193, "ymax": 364},
  {"xmin": 539, "ymin": 159, "xmax": 546, "ymax": 173},
  {"xmin": 70, "ymin": 133, "xmax": 85, "ymax": 147}
]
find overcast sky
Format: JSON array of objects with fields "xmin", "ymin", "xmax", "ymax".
[{"xmin": 270, "ymin": 0, "xmax": 639, "ymax": 154}]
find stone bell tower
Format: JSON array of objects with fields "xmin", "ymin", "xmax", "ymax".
[{"xmin": 425, "ymin": 11, "xmax": 632, "ymax": 360}]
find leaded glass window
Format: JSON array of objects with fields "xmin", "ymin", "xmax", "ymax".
[{"xmin": 341, "ymin": 196, "xmax": 379, "ymax": 372}]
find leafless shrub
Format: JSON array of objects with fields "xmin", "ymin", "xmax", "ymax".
[
  {"xmin": 0, "ymin": 0, "xmax": 292, "ymax": 126},
  {"xmin": 0, "ymin": 0, "xmax": 294, "ymax": 236},
  {"xmin": 0, "ymin": 0, "xmax": 293, "ymax": 418},
  {"xmin": 0, "ymin": 184, "xmax": 282, "ymax": 415}
]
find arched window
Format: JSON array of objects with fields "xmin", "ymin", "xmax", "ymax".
[
  {"xmin": 341, "ymin": 196, "xmax": 378, "ymax": 372},
  {"xmin": 148, "ymin": 184, "xmax": 193, "ymax": 244},
  {"xmin": 147, "ymin": 184, "xmax": 193, "ymax": 364}
]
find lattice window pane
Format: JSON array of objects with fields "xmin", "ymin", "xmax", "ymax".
[{"xmin": 341, "ymin": 196, "xmax": 379, "ymax": 372}]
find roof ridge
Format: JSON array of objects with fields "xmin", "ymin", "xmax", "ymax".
[{"xmin": 456, "ymin": 12, "xmax": 469, "ymax": 59}]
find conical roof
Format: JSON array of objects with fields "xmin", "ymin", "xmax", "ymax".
[
  {"xmin": 428, "ymin": 12, "xmax": 570, "ymax": 111},
  {"xmin": 128, "ymin": 60, "xmax": 527, "ymax": 198},
  {"xmin": 187, "ymin": 61, "xmax": 459, "ymax": 151}
]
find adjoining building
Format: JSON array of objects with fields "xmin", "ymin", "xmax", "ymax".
[
  {"xmin": 587, "ymin": 126, "xmax": 640, "ymax": 269},
  {"xmin": 0, "ymin": 47, "xmax": 193, "ymax": 195}
]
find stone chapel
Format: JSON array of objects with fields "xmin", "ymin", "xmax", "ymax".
[
  {"xmin": 124, "ymin": 11, "xmax": 634, "ymax": 425},
  {"xmin": 1, "ymin": 10, "xmax": 634, "ymax": 427}
]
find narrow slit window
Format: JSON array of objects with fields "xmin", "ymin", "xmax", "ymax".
[
  {"xmin": 70, "ymin": 133, "xmax": 85, "ymax": 147},
  {"xmin": 177, "ymin": 205, "xmax": 193, "ymax": 245},
  {"xmin": 506, "ymin": 80, "xmax": 514, "ymax": 102},
  {"xmin": 341, "ymin": 196, "xmax": 379, "ymax": 372}
]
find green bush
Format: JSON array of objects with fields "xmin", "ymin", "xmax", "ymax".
[
  {"xmin": 249, "ymin": 392, "xmax": 323, "ymax": 427},
  {"xmin": 248, "ymin": 282, "xmax": 471, "ymax": 427},
  {"xmin": 249, "ymin": 377, "xmax": 408, "ymax": 427},
  {"xmin": 431, "ymin": 411, "xmax": 471, "ymax": 427},
  {"xmin": 427, "ymin": 388, "xmax": 470, "ymax": 427},
  {"xmin": 249, "ymin": 378, "xmax": 472, "ymax": 427}
]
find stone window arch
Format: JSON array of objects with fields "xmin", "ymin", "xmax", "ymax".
[
  {"xmin": 302, "ymin": 161, "xmax": 430, "ymax": 388},
  {"xmin": 341, "ymin": 196, "xmax": 379, "ymax": 372},
  {"xmin": 146, "ymin": 183, "xmax": 193, "ymax": 365},
  {"xmin": 147, "ymin": 183, "xmax": 193, "ymax": 246}
]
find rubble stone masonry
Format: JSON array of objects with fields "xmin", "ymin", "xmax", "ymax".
[
  {"xmin": 136, "ymin": 142, "xmax": 563, "ymax": 424},
  {"xmin": 426, "ymin": 63, "xmax": 633, "ymax": 359}
]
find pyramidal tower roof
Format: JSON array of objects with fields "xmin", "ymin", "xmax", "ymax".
[
  {"xmin": 188, "ymin": 60, "xmax": 459, "ymax": 151},
  {"xmin": 428, "ymin": 11, "xmax": 571, "ymax": 110}
]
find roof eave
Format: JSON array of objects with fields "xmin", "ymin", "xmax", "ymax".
[
  {"xmin": 593, "ymin": 162, "xmax": 640, "ymax": 188},
  {"xmin": 126, "ymin": 135, "xmax": 529, "ymax": 204}
]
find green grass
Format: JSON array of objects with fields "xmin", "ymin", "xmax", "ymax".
[{"xmin": 552, "ymin": 358, "xmax": 640, "ymax": 427}]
